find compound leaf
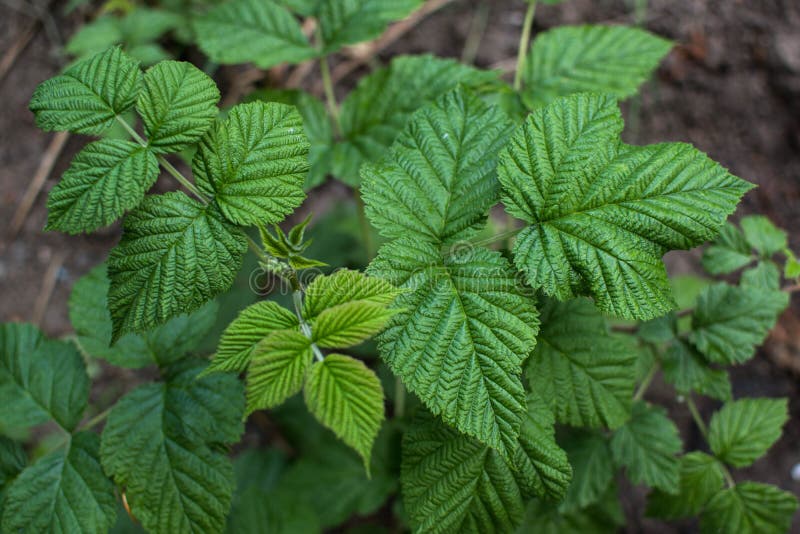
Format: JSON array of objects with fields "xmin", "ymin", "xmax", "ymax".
[
  {"xmin": 646, "ymin": 452, "xmax": 726, "ymax": 520},
  {"xmin": 319, "ymin": 0, "xmax": 421, "ymax": 53},
  {"xmin": 245, "ymin": 329, "xmax": 311, "ymax": 413},
  {"xmin": 193, "ymin": 101, "xmax": 308, "ymax": 226},
  {"xmin": 527, "ymin": 298, "xmax": 636, "ymax": 429},
  {"xmin": 689, "ymin": 283, "xmax": 788, "ymax": 365},
  {"xmin": 137, "ymin": 60, "xmax": 220, "ymax": 153},
  {"xmin": 302, "ymin": 268, "xmax": 401, "ymax": 319},
  {"xmin": 362, "ymin": 86, "xmax": 512, "ymax": 243},
  {"xmin": 740, "ymin": 215, "xmax": 787, "ymax": 257},
  {"xmin": 610, "ymin": 402, "xmax": 682, "ymax": 492},
  {"xmin": 0, "ymin": 432, "xmax": 116, "ymax": 533},
  {"xmin": 521, "ymin": 25, "xmax": 672, "ymax": 109},
  {"xmin": 708, "ymin": 398, "xmax": 788, "ymax": 468},
  {"xmin": 304, "ymin": 354, "xmax": 384, "ymax": 470},
  {"xmin": 700, "ymin": 482, "xmax": 798, "ymax": 534},
  {"xmin": 0, "ymin": 323, "xmax": 88, "ymax": 432},
  {"xmin": 499, "ymin": 93, "xmax": 752, "ymax": 320},
  {"xmin": 193, "ymin": 0, "xmax": 315, "ymax": 69},
  {"xmin": 30, "ymin": 46, "xmax": 142, "ymax": 135},
  {"xmin": 369, "ymin": 238, "xmax": 539, "ymax": 458},
  {"xmin": 107, "ymin": 191, "xmax": 247, "ymax": 339},
  {"xmin": 701, "ymin": 223, "xmax": 753, "ymax": 275},
  {"xmin": 208, "ymin": 300, "xmax": 299, "ymax": 374}
]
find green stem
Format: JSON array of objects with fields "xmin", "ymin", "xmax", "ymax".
[
  {"xmin": 116, "ymin": 114, "xmax": 147, "ymax": 145},
  {"xmin": 79, "ymin": 406, "xmax": 112, "ymax": 431},
  {"xmin": 320, "ymin": 56, "xmax": 342, "ymax": 137},
  {"xmin": 685, "ymin": 396, "xmax": 709, "ymax": 440},
  {"xmin": 293, "ymin": 291, "xmax": 325, "ymax": 362},
  {"xmin": 633, "ymin": 361, "xmax": 659, "ymax": 401},
  {"xmin": 513, "ymin": 0, "xmax": 537, "ymax": 91},
  {"xmin": 246, "ymin": 234, "xmax": 269, "ymax": 261}
]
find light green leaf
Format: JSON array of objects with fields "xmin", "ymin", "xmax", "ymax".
[
  {"xmin": 312, "ymin": 302, "xmax": 397, "ymax": 348},
  {"xmin": 246, "ymin": 329, "xmax": 311, "ymax": 413},
  {"xmin": 193, "ymin": 101, "xmax": 308, "ymax": 226},
  {"xmin": 499, "ymin": 93, "xmax": 752, "ymax": 320},
  {"xmin": 137, "ymin": 60, "xmax": 220, "ymax": 153},
  {"xmin": 690, "ymin": 283, "xmax": 788, "ymax": 365},
  {"xmin": 662, "ymin": 340, "xmax": 731, "ymax": 401},
  {"xmin": 0, "ymin": 323, "xmax": 88, "ymax": 432},
  {"xmin": 708, "ymin": 398, "xmax": 788, "ymax": 468},
  {"xmin": 368, "ymin": 238, "xmax": 539, "ymax": 458},
  {"xmin": 700, "ymin": 482, "xmax": 798, "ymax": 534},
  {"xmin": 331, "ymin": 55, "xmax": 498, "ymax": 185},
  {"xmin": 318, "ymin": 0, "xmax": 421, "ymax": 52},
  {"xmin": 302, "ymin": 269, "xmax": 401, "ymax": 319},
  {"xmin": 362, "ymin": 86, "xmax": 512, "ymax": 243},
  {"xmin": 527, "ymin": 298, "xmax": 636, "ymax": 429},
  {"xmin": 701, "ymin": 223, "xmax": 753, "ymax": 275},
  {"xmin": 208, "ymin": 300, "xmax": 299, "ymax": 374},
  {"xmin": 740, "ymin": 215, "xmax": 787, "ymax": 257},
  {"xmin": 521, "ymin": 25, "xmax": 672, "ymax": 108},
  {"xmin": 65, "ymin": 16, "xmax": 123, "ymax": 57},
  {"xmin": 784, "ymin": 249, "xmax": 800, "ymax": 279},
  {"xmin": 1, "ymin": 432, "xmax": 116, "ymax": 533},
  {"xmin": 193, "ymin": 0, "xmax": 315, "ymax": 69},
  {"xmin": 610, "ymin": 402, "xmax": 681, "ymax": 492},
  {"xmin": 646, "ymin": 452, "xmax": 726, "ymax": 519},
  {"xmin": 304, "ymin": 354, "xmax": 384, "ymax": 469},
  {"xmin": 101, "ymin": 364, "xmax": 244, "ymax": 534},
  {"xmin": 108, "ymin": 191, "xmax": 247, "ymax": 339},
  {"xmin": 45, "ymin": 139, "xmax": 158, "ymax": 234},
  {"xmin": 30, "ymin": 46, "xmax": 142, "ymax": 135},
  {"xmin": 559, "ymin": 432, "xmax": 614, "ymax": 512}
]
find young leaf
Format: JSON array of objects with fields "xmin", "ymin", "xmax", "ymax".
[
  {"xmin": 0, "ymin": 323, "xmax": 89, "ymax": 432},
  {"xmin": 311, "ymin": 302, "xmax": 397, "ymax": 348},
  {"xmin": 101, "ymin": 364, "xmax": 244, "ymax": 534},
  {"xmin": 193, "ymin": 0, "xmax": 315, "ymax": 69},
  {"xmin": 246, "ymin": 330, "xmax": 312, "ymax": 413},
  {"xmin": 521, "ymin": 25, "xmax": 672, "ymax": 108},
  {"xmin": 29, "ymin": 46, "xmax": 142, "ymax": 135},
  {"xmin": 368, "ymin": 238, "xmax": 539, "ymax": 458},
  {"xmin": 559, "ymin": 432, "xmax": 615, "ymax": 512},
  {"xmin": 700, "ymin": 482, "xmax": 798, "ymax": 534},
  {"xmin": 302, "ymin": 268, "xmax": 401, "ymax": 319},
  {"xmin": 740, "ymin": 215, "xmax": 787, "ymax": 258},
  {"xmin": 646, "ymin": 452, "xmax": 726, "ymax": 519},
  {"xmin": 661, "ymin": 340, "xmax": 731, "ymax": 401},
  {"xmin": 304, "ymin": 354, "xmax": 384, "ymax": 470},
  {"xmin": 527, "ymin": 298, "xmax": 636, "ymax": 429},
  {"xmin": 362, "ymin": 86, "xmax": 513, "ymax": 243},
  {"xmin": 318, "ymin": 0, "xmax": 421, "ymax": 53},
  {"xmin": 137, "ymin": 60, "xmax": 220, "ymax": 153},
  {"xmin": 0, "ymin": 432, "xmax": 116, "ymax": 533},
  {"xmin": 701, "ymin": 223, "xmax": 753, "ymax": 275},
  {"xmin": 193, "ymin": 101, "xmax": 309, "ymax": 226},
  {"xmin": 107, "ymin": 191, "xmax": 247, "ymax": 339},
  {"xmin": 45, "ymin": 139, "xmax": 158, "ymax": 234},
  {"xmin": 208, "ymin": 300, "xmax": 299, "ymax": 374},
  {"xmin": 610, "ymin": 402, "xmax": 682, "ymax": 492},
  {"xmin": 689, "ymin": 283, "xmax": 788, "ymax": 365},
  {"xmin": 499, "ymin": 93, "xmax": 752, "ymax": 320},
  {"xmin": 708, "ymin": 398, "xmax": 788, "ymax": 468}
]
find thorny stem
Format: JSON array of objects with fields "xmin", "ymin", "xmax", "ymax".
[
  {"xmin": 513, "ymin": 0, "xmax": 536, "ymax": 91},
  {"xmin": 320, "ymin": 56, "xmax": 342, "ymax": 137}
]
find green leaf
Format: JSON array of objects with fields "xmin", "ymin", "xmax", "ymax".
[
  {"xmin": 101, "ymin": 364, "xmax": 244, "ymax": 534},
  {"xmin": 559, "ymin": 432, "xmax": 614, "ymax": 512},
  {"xmin": 65, "ymin": 17, "xmax": 123, "ymax": 57},
  {"xmin": 331, "ymin": 55, "xmax": 498, "ymax": 185},
  {"xmin": 318, "ymin": 0, "xmax": 421, "ymax": 52},
  {"xmin": 690, "ymin": 283, "xmax": 788, "ymax": 365},
  {"xmin": 368, "ymin": 238, "xmax": 539, "ymax": 458},
  {"xmin": 312, "ymin": 302, "xmax": 397, "ymax": 348},
  {"xmin": 521, "ymin": 486, "xmax": 624, "ymax": 534},
  {"xmin": 208, "ymin": 300, "xmax": 299, "ymax": 374},
  {"xmin": 700, "ymin": 482, "xmax": 798, "ymax": 534},
  {"xmin": 646, "ymin": 452, "xmax": 726, "ymax": 519},
  {"xmin": 740, "ymin": 215, "xmax": 787, "ymax": 257},
  {"xmin": 193, "ymin": 0, "xmax": 315, "ymax": 69},
  {"xmin": 118, "ymin": 7, "xmax": 181, "ymax": 46},
  {"xmin": 362, "ymin": 86, "xmax": 512, "ymax": 243},
  {"xmin": 245, "ymin": 329, "xmax": 311, "ymax": 413},
  {"xmin": 1, "ymin": 432, "xmax": 116, "ymax": 533},
  {"xmin": 610, "ymin": 402, "xmax": 681, "ymax": 492},
  {"xmin": 0, "ymin": 323, "xmax": 88, "ymax": 432},
  {"xmin": 784, "ymin": 249, "xmax": 800, "ymax": 279},
  {"xmin": 527, "ymin": 298, "xmax": 636, "ymax": 429},
  {"xmin": 302, "ymin": 269, "xmax": 401, "ymax": 319},
  {"xmin": 0, "ymin": 436, "xmax": 26, "ymax": 497},
  {"xmin": 108, "ymin": 191, "xmax": 247, "ymax": 339},
  {"xmin": 701, "ymin": 223, "xmax": 753, "ymax": 275},
  {"xmin": 499, "ymin": 93, "xmax": 752, "ymax": 320},
  {"xmin": 193, "ymin": 101, "xmax": 308, "ymax": 226},
  {"xmin": 137, "ymin": 60, "xmax": 220, "ymax": 153},
  {"xmin": 30, "ymin": 46, "xmax": 142, "ymax": 135},
  {"xmin": 741, "ymin": 261, "xmax": 781, "ymax": 291},
  {"xmin": 45, "ymin": 139, "xmax": 158, "ymax": 234},
  {"xmin": 661, "ymin": 340, "xmax": 731, "ymax": 401},
  {"xmin": 304, "ymin": 354, "xmax": 384, "ymax": 470},
  {"xmin": 708, "ymin": 398, "xmax": 788, "ymax": 468},
  {"xmin": 521, "ymin": 25, "xmax": 672, "ymax": 108}
]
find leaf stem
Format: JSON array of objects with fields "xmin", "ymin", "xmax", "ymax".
[
  {"xmin": 633, "ymin": 361, "xmax": 659, "ymax": 401},
  {"xmin": 78, "ymin": 406, "xmax": 112, "ymax": 431},
  {"xmin": 320, "ymin": 56, "xmax": 342, "ymax": 137},
  {"xmin": 513, "ymin": 0, "xmax": 536, "ymax": 91},
  {"xmin": 293, "ymin": 290, "xmax": 325, "ymax": 362},
  {"xmin": 685, "ymin": 396, "xmax": 709, "ymax": 440}
]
